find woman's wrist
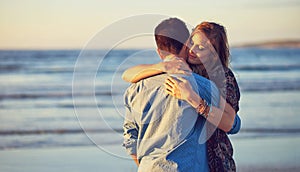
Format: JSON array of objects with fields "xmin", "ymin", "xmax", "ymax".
[
  {"xmin": 186, "ymin": 91, "xmax": 211, "ymax": 118},
  {"xmin": 186, "ymin": 91, "xmax": 202, "ymax": 109}
]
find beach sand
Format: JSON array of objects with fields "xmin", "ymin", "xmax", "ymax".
[
  {"xmin": 0, "ymin": 136, "xmax": 299, "ymax": 172},
  {"xmin": 233, "ymin": 136, "xmax": 300, "ymax": 172}
]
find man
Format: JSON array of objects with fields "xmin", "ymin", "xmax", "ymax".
[
  {"xmin": 123, "ymin": 18, "xmax": 211, "ymax": 171},
  {"xmin": 123, "ymin": 18, "xmax": 240, "ymax": 171}
]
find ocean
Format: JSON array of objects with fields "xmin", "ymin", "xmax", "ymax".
[{"xmin": 0, "ymin": 48, "xmax": 300, "ymax": 150}]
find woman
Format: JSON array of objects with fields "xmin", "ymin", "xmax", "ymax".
[
  {"xmin": 123, "ymin": 22, "xmax": 240, "ymax": 171},
  {"xmin": 165, "ymin": 22, "xmax": 240, "ymax": 171}
]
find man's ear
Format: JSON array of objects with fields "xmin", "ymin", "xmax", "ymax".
[
  {"xmin": 178, "ymin": 45, "xmax": 187, "ymax": 60},
  {"xmin": 157, "ymin": 48, "xmax": 164, "ymax": 60}
]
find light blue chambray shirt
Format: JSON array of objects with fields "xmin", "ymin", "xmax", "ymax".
[
  {"xmin": 123, "ymin": 72, "xmax": 218, "ymax": 172},
  {"xmin": 123, "ymin": 64, "xmax": 241, "ymax": 171}
]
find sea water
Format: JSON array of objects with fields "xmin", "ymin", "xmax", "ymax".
[{"xmin": 0, "ymin": 48, "xmax": 299, "ymax": 149}]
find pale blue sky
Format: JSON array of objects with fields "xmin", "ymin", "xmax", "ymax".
[{"xmin": 0, "ymin": 0, "xmax": 299, "ymax": 49}]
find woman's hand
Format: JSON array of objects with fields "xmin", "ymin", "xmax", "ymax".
[
  {"xmin": 164, "ymin": 76, "xmax": 194, "ymax": 101},
  {"xmin": 159, "ymin": 59, "xmax": 192, "ymax": 75}
]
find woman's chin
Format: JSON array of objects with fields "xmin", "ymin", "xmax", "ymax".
[{"xmin": 187, "ymin": 58, "xmax": 201, "ymax": 65}]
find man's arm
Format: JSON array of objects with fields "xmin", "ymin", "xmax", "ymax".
[
  {"xmin": 122, "ymin": 87, "xmax": 139, "ymax": 166},
  {"xmin": 123, "ymin": 107, "xmax": 139, "ymax": 166}
]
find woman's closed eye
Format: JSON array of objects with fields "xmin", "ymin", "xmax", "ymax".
[
  {"xmin": 198, "ymin": 45, "xmax": 205, "ymax": 51},
  {"xmin": 190, "ymin": 39, "xmax": 206, "ymax": 51}
]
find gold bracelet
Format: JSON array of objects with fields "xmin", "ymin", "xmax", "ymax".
[
  {"xmin": 196, "ymin": 104, "xmax": 205, "ymax": 114},
  {"xmin": 202, "ymin": 105, "xmax": 210, "ymax": 118},
  {"xmin": 196, "ymin": 99, "xmax": 208, "ymax": 117}
]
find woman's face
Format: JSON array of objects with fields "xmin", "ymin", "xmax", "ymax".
[{"xmin": 187, "ymin": 32, "xmax": 213, "ymax": 65}]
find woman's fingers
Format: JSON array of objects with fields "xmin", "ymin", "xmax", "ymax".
[
  {"xmin": 175, "ymin": 69, "xmax": 190, "ymax": 75},
  {"xmin": 164, "ymin": 82, "xmax": 173, "ymax": 90},
  {"xmin": 166, "ymin": 76, "xmax": 178, "ymax": 85},
  {"xmin": 177, "ymin": 59, "xmax": 192, "ymax": 72},
  {"xmin": 165, "ymin": 87, "xmax": 181, "ymax": 98},
  {"xmin": 164, "ymin": 79, "xmax": 175, "ymax": 93},
  {"xmin": 165, "ymin": 88, "xmax": 174, "ymax": 95},
  {"xmin": 164, "ymin": 77, "xmax": 183, "ymax": 99},
  {"xmin": 164, "ymin": 58, "xmax": 192, "ymax": 75},
  {"xmin": 175, "ymin": 76, "xmax": 187, "ymax": 83},
  {"xmin": 165, "ymin": 79, "xmax": 175, "ymax": 90},
  {"xmin": 165, "ymin": 78, "xmax": 175, "ymax": 86}
]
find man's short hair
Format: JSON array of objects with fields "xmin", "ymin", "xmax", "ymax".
[{"xmin": 154, "ymin": 18, "xmax": 190, "ymax": 55}]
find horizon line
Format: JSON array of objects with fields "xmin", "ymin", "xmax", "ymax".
[{"xmin": 1, "ymin": 39, "xmax": 300, "ymax": 51}]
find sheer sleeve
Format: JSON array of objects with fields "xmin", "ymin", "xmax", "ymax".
[{"xmin": 223, "ymin": 68, "xmax": 240, "ymax": 113}]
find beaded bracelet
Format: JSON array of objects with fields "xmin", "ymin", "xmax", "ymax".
[
  {"xmin": 202, "ymin": 105, "xmax": 210, "ymax": 118},
  {"xmin": 196, "ymin": 99, "xmax": 212, "ymax": 119},
  {"xmin": 196, "ymin": 99, "xmax": 208, "ymax": 118},
  {"xmin": 196, "ymin": 103, "xmax": 205, "ymax": 114}
]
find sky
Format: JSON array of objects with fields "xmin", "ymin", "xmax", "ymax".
[{"xmin": 0, "ymin": 0, "xmax": 300, "ymax": 49}]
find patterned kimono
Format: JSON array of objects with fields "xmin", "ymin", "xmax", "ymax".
[{"xmin": 190, "ymin": 64, "xmax": 241, "ymax": 172}]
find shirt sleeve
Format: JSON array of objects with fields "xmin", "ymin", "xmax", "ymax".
[
  {"xmin": 227, "ymin": 114, "xmax": 241, "ymax": 135},
  {"xmin": 191, "ymin": 73, "xmax": 220, "ymax": 107},
  {"xmin": 122, "ymin": 87, "xmax": 138, "ymax": 155}
]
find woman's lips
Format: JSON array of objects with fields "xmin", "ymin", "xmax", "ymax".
[{"xmin": 188, "ymin": 52, "xmax": 197, "ymax": 59}]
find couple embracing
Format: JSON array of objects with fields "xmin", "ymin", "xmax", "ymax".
[{"xmin": 122, "ymin": 18, "xmax": 241, "ymax": 172}]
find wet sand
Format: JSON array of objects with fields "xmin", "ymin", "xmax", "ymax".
[{"xmin": 0, "ymin": 135, "xmax": 299, "ymax": 172}]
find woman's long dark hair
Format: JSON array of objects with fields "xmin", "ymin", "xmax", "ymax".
[
  {"xmin": 193, "ymin": 22, "xmax": 230, "ymax": 68},
  {"xmin": 184, "ymin": 22, "xmax": 230, "ymax": 94}
]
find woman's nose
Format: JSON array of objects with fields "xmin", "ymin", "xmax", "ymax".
[{"xmin": 189, "ymin": 46, "xmax": 196, "ymax": 55}]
